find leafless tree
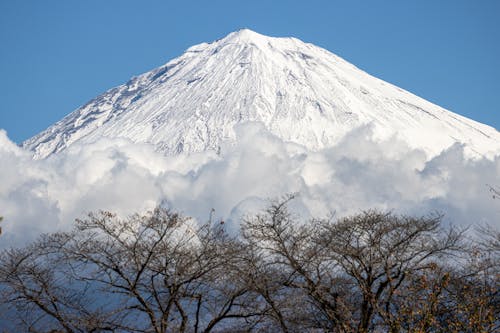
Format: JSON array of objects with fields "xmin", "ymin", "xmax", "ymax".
[
  {"xmin": 0, "ymin": 208, "xmax": 263, "ymax": 332},
  {"xmin": 241, "ymin": 196, "xmax": 468, "ymax": 332},
  {"xmin": 315, "ymin": 210, "xmax": 465, "ymax": 332},
  {"xmin": 396, "ymin": 227, "xmax": 500, "ymax": 333},
  {"xmin": 1, "ymin": 200, "xmax": 498, "ymax": 332},
  {"xmin": 241, "ymin": 196, "xmax": 356, "ymax": 332},
  {"xmin": 0, "ymin": 234, "xmax": 120, "ymax": 332}
]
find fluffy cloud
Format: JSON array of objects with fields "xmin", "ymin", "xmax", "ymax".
[{"xmin": 1, "ymin": 123, "xmax": 499, "ymax": 247}]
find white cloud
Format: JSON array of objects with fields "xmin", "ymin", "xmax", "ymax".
[{"xmin": 0, "ymin": 124, "xmax": 499, "ymax": 247}]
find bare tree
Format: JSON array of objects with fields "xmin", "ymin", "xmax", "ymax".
[
  {"xmin": 0, "ymin": 208, "xmax": 263, "ymax": 333},
  {"xmin": 242, "ymin": 197, "xmax": 467, "ymax": 333},
  {"xmin": 0, "ymin": 234, "xmax": 119, "ymax": 332},
  {"xmin": 315, "ymin": 210, "xmax": 465, "ymax": 332},
  {"xmin": 397, "ymin": 229, "xmax": 500, "ymax": 333},
  {"xmin": 62, "ymin": 208, "xmax": 268, "ymax": 333},
  {"xmin": 1, "ymin": 201, "xmax": 498, "ymax": 332},
  {"xmin": 241, "ymin": 196, "xmax": 356, "ymax": 332}
]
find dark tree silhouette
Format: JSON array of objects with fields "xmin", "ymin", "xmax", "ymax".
[{"xmin": 0, "ymin": 200, "xmax": 498, "ymax": 332}]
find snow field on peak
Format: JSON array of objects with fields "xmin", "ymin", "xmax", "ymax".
[{"xmin": 23, "ymin": 29, "xmax": 500, "ymax": 160}]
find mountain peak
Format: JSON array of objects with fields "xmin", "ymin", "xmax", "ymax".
[
  {"xmin": 218, "ymin": 29, "xmax": 300, "ymax": 50},
  {"xmin": 23, "ymin": 31, "xmax": 500, "ymax": 159},
  {"xmin": 224, "ymin": 28, "xmax": 266, "ymax": 42}
]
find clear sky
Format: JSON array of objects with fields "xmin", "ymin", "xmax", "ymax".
[{"xmin": 1, "ymin": 0, "xmax": 499, "ymax": 143}]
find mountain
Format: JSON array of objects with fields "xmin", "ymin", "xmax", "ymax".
[{"xmin": 23, "ymin": 29, "xmax": 500, "ymax": 159}]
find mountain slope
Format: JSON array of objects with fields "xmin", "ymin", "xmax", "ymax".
[{"xmin": 23, "ymin": 29, "xmax": 500, "ymax": 159}]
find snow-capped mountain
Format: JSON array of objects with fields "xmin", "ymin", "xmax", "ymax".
[{"xmin": 23, "ymin": 29, "xmax": 500, "ymax": 159}]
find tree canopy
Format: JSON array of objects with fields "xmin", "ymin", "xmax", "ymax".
[{"xmin": 0, "ymin": 201, "xmax": 498, "ymax": 332}]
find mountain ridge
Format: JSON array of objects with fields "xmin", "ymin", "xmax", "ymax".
[{"xmin": 23, "ymin": 29, "xmax": 500, "ymax": 159}]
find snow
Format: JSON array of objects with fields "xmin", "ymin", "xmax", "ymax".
[{"xmin": 22, "ymin": 29, "xmax": 500, "ymax": 160}]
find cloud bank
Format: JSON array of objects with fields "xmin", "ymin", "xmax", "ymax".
[{"xmin": 1, "ymin": 123, "xmax": 499, "ymax": 247}]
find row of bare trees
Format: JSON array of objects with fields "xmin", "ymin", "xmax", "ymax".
[{"xmin": 0, "ymin": 197, "xmax": 498, "ymax": 332}]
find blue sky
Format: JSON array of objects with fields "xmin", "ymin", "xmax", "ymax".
[{"xmin": 1, "ymin": 0, "xmax": 499, "ymax": 143}]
